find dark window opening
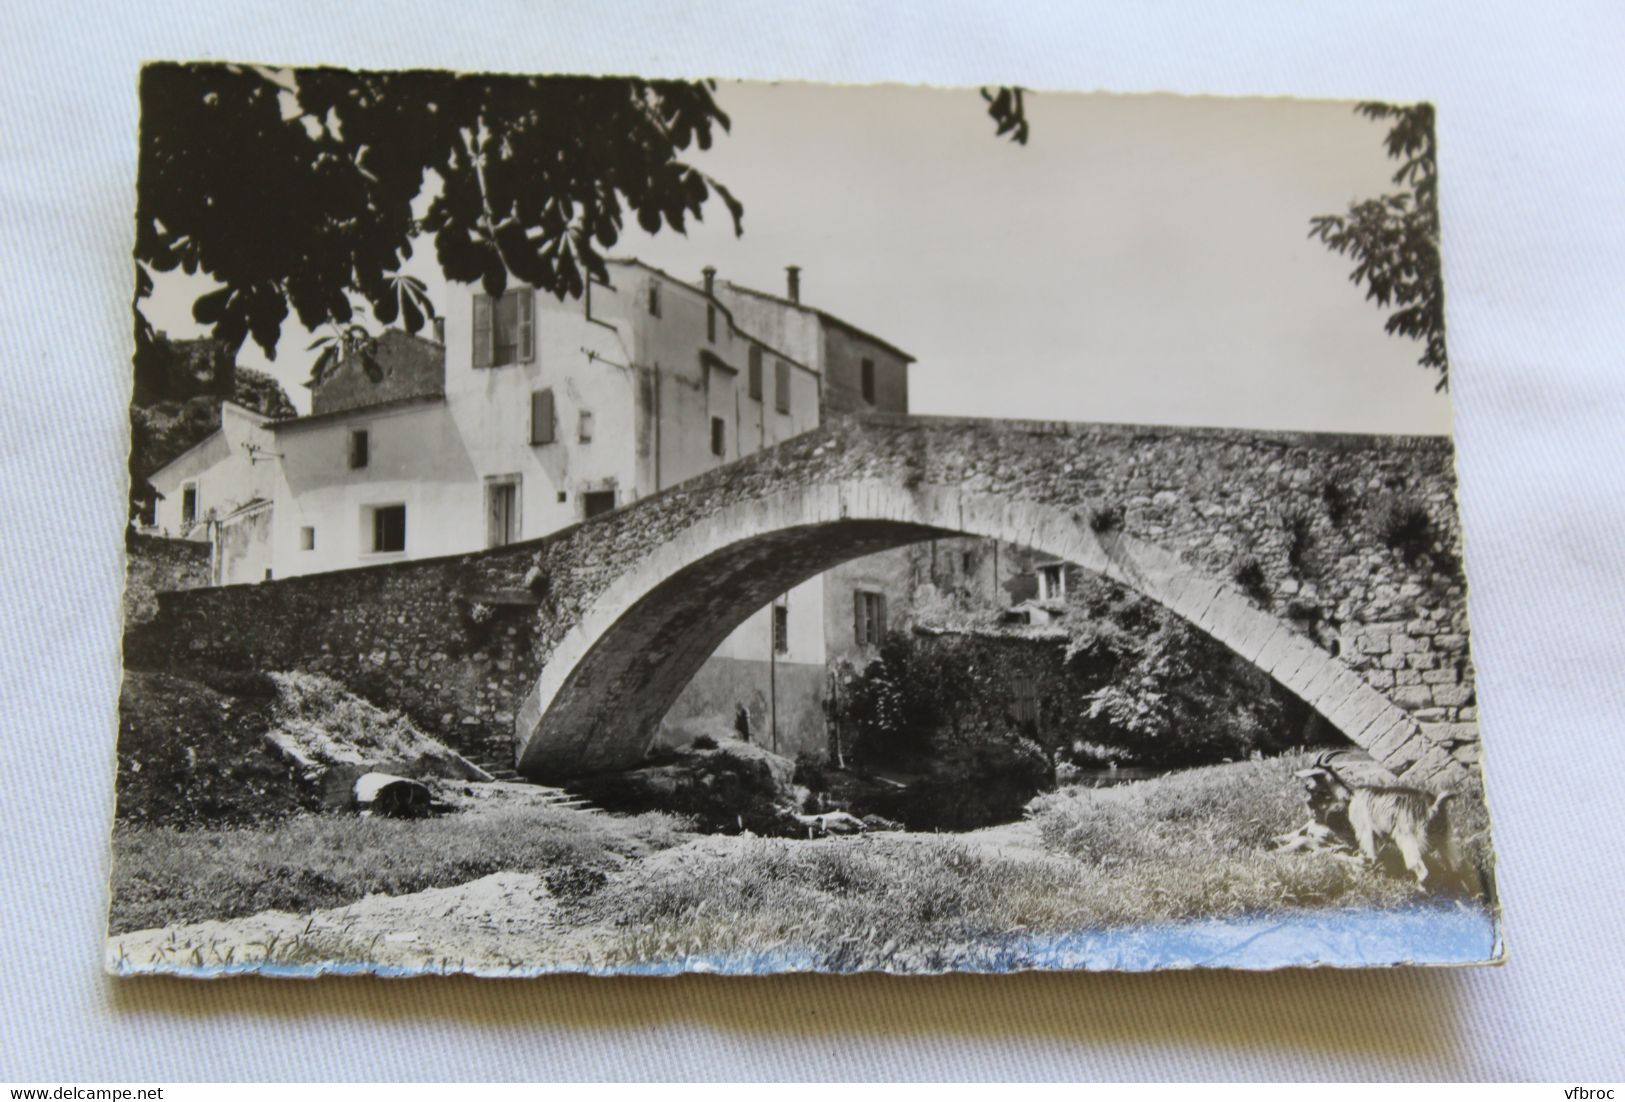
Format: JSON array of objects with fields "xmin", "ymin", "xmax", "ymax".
[
  {"xmin": 530, "ymin": 389, "xmax": 556, "ymax": 445},
  {"xmin": 300, "ymin": 526, "xmax": 315, "ymax": 551},
  {"xmin": 710, "ymin": 416, "xmax": 726, "ymax": 457},
  {"xmin": 773, "ymin": 604, "xmax": 789, "ymax": 655},
  {"xmin": 349, "ymin": 429, "xmax": 369, "ymax": 469},
  {"xmin": 372, "ymin": 505, "xmax": 406, "ymax": 553},
  {"xmin": 648, "ymin": 284, "xmax": 661, "ymax": 317},
  {"xmin": 706, "ymin": 304, "xmax": 717, "ymax": 343},
  {"xmin": 774, "ymin": 359, "xmax": 790, "ymax": 414},
  {"xmin": 181, "ymin": 484, "xmax": 198, "ymax": 527},
  {"xmin": 583, "ymin": 490, "xmax": 616, "ymax": 519},
  {"xmin": 1011, "ymin": 673, "xmax": 1040, "ymax": 735},
  {"xmin": 1038, "ymin": 563, "xmax": 1067, "ymax": 601},
  {"xmin": 861, "ymin": 358, "xmax": 876, "ymax": 404},
  {"xmin": 748, "ymin": 346, "xmax": 763, "ymax": 400}
]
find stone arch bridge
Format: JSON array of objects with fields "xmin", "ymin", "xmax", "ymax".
[
  {"xmin": 139, "ymin": 415, "xmax": 1478, "ymax": 790},
  {"xmin": 514, "ymin": 415, "xmax": 1476, "ymax": 789}
]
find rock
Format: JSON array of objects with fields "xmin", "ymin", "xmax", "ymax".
[
  {"xmin": 790, "ymin": 810, "xmax": 867, "ymax": 837},
  {"xmin": 353, "ymin": 772, "xmax": 433, "ymax": 818}
]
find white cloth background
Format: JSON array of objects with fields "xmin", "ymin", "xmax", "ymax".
[{"xmin": 3, "ymin": 0, "xmax": 1623, "ymax": 1082}]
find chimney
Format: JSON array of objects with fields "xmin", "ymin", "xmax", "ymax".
[
  {"xmin": 785, "ymin": 265, "xmax": 801, "ymax": 304},
  {"xmin": 702, "ymin": 266, "xmax": 717, "ymax": 297}
]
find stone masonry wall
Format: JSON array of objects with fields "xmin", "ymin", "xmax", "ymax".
[
  {"xmin": 124, "ymin": 532, "xmax": 212, "ymax": 626},
  {"xmin": 130, "ymin": 414, "xmax": 1477, "ymax": 772},
  {"xmin": 127, "ymin": 541, "xmax": 546, "ymax": 763}
]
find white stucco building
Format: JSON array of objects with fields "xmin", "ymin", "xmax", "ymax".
[
  {"xmin": 145, "ymin": 400, "xmax": 280, "ymax": 585},
  {"xmin": 145, "ymin": 260, "xmax": 917, "ymax": 756}
]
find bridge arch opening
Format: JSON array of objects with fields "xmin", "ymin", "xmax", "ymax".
[{"xmin": 516, "ymin": 480, "xmax": 1439, "ymax": 783}]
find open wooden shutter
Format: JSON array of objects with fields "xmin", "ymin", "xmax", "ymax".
[
  {"xmin": 472, "ymin": 293, "xmax": 494, "ymax": 367},
  {"xmin": 876, "ymin": 593, "xmax": 888, "ymax": 639},
  {"xmin": 775, "ymin": 359, "xmax": 791, "ymax": 413},
  {"xmin": 516, "ymin": 290, "xmax": 535, "ymax": 363},
  {"xmin": 853, "ymin": 591, "xmax": 866, "ymax": 645}
]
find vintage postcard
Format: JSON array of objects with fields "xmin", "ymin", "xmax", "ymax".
[{"xmin": 111, "ymin": 65, "xmax": 1501, "ymax": 976}]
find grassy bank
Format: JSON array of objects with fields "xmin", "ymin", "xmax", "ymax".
[
  {"xmin": 108, "ymin": 798, "xmax": 691, "ymax": 933},
  {"xmin": 559, "ymin": 752, "xmax": 1496, "ymax": 971},
  {"xmin": 110, "ymin": 752, "xmax": 1498, "ymax": 975}
]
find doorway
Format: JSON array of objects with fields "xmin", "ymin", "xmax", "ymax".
[{"xmin": 486, "ymin": 477, "xmax": 520, "ymax": 547}]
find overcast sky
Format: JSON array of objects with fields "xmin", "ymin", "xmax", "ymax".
[{"xmin": 144, "ymin": 80, "xmax": 1453, "ymax": 435}]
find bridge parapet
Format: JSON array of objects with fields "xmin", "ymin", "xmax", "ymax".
[
  {"xmin": 515, "ymin": 415, "xmax": 1474, "ymax": 785},
  {"xmin": 129, "ymin": 414, "xmax": 1477, "ymax": 786}
]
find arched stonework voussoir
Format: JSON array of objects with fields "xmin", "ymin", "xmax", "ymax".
[{"xmin": 515, "ymin": 478, "xmax": 1463, "ymax": 788}]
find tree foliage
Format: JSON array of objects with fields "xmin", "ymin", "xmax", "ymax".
[
  {"xmin": 136, "ymin": 64, "xmax": 745, "ymax": 359},
  {"xmin": 982, "ymin": 85, "xmax": 1031, "ymax": 145},
  {"xmin": 137, "ymin": 64, "xmax": 1033, "ymax": 363},
  {"xmin": 835, "ymin": 574, "xmax": 1314, "ymax": 773},
  {"xmin": 1310, "ymin": 102, "xmax": 1449, "ymax": 390}
]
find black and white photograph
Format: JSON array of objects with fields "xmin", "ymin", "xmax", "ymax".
[{"xmin": 109, "ymin": 64, "xmax": 1502, "ymax": 977}]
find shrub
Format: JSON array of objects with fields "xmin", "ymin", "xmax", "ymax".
[
  {"xmin": 1321, "ymin": 480, "xmax": 1352, "ymax": 527},
  {"xmin": 690, "ymin": 734, "xmax": 719, "ymax": 751},
  {"xmin": 1232, "ymin": 558, "xmax": 1270, "ymax": 606},
  {"xmin": 1089, "ymin": 505, "xmax": 1123, "ymax": 533},
  {"xmin": 1284, "ymin": 511, "xmax": 1314, "ymax": 574},
  {"xmin": 1284, "ymin": 599, "xmax": 1324, "ymax": 636},
  {"xmin": 115, "ymin": 670, "xmax": 319, "ymax": 827},
  {"xmin": 1375, "ymin": 497, "xmax": 1434, "ymax": 563}
]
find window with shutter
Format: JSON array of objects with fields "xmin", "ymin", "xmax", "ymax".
[
  {"xmin": 478, "ymin": 288, "xmax": 534, "ymax": 367},
  {"xmin": 515, "ymin": 289, "xmax": 534, "ymax": 363},
  {"xmin": 748, "ymin": 346, "xmax": 763, "ymax": 400},
  {"xmin": 854, "ymin": 590, "xmax": 887, "ymax": 646},
  {"xmin": 530, "ymin": 389, "xmax": 556, "ymax": 444},
  {"xmin": 472, "ymin": 293, "xmax": 493, "ymax": 367},
  {"xmin": 773, "ymin": 604, "xmax": 789, "ymax": 654},
  {"xmin": 774, "ymin": 359, "xmax": 790, "ymax": 414}
]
